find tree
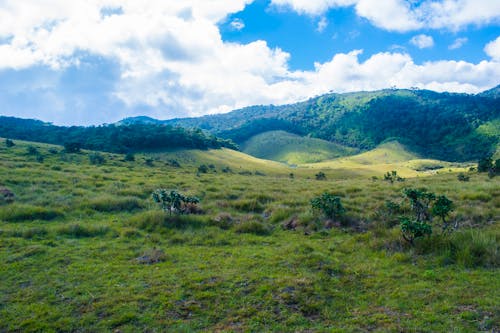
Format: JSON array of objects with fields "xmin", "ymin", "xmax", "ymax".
[
  {"xmin": 152, "ymin": 189, "xmax": 200, "ymax": 215},
  {"xmin": 384, "ymin": 170, "xmax": 404, "ymax": 183},
  {"xmin": 477, "ymin": 155, "xmax": 493, "ymax": 172},
  {"xmin": 315, "ymin": 172, "xmax": 326, "ymax": 180},
  {"xmin": 5, "ymin": 139, "xmax": 14, "ymax": 147}
]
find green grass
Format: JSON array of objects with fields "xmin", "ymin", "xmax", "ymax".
[
  {"xmin": 241, "ymin": 130, "xmax": 358, "ymax": 164},
  {"xmin": 0, "ymin": 138, "xmax": 498, "ymax": 332}
]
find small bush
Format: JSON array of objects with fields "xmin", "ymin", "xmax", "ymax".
[
  {"xmin": 0, "ymin": 187, "xmax": 15, "ymax": 205},
  {"xmin": 384, "ymin": 170, "xmax": 405, "ymax": 183},
  {"xmin": 5, "ymin": 139, "xmax": 15, "ymax": 147},
  {"xmin": 152, "ymin": 189, "xmax": 200, "ymax": 215},
  {"xmin": 89, "ymin": 152, "xmax": 106, "ymax": 165},
  {"xmin": 198, "ymin": 164, "xmax": 209, "ymax": 173},
  {"xmin": 57, "ymin": 223, "xmax": 110, "ymax": 238},
  {"xmin": 315, "ymin": 172, "xmax": 326, "ymax": 180},
  {"xmin": 124, "ymin": 153, "xmax": 135, "ymax": 162},
  {"xmin": 64, "ymin": 142, "xmax": 81, "ymax": 153},
  {"xmin": 26, "ymin": 146, "xmax": 39, "ymax": 155},
  {"xmin": 168, "ymin": 159, "xmax": 181, "ymax": 167},
  {"xmin": 457, "ymin": 173, "xmax": 470, "ymax": 181},
  {"xmin": 0, "ymin": 204, "xmax": 63, "ymax": 222},
  {"xmin": 311, "ymin": 192, "xmax": 345, "ymax": 221},
  {"xmin": 235, "ymin": 221, "xmax": 271, "ymax": 235}
]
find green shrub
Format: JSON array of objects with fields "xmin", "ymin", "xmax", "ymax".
[
  {"xmin": 124, "ymin": 153, "xmax": 135, "ymax": 162},
  {"xmin": 384, "ymin": 170, "xmax": 405, "ymax": 183},
  {"xmin": 311, "ymin": 192, "xmax": 345, "ymax": 221},
  {"xmin": 315, "ymin": 172, "xmax": 326, "ymax": 180},
  {"xmin": 5, "ymin": 139, "xmax": 15, "ymax": 147},
  {"xmin": 89, "ymin": 152, "xmax": 106, "ymax": 165},
  {"xmin": 0, "ymin": 204, "xmax": 63, "ymax": 222},
  {"xmin": 26, "ymin": 146, "xmax": 39, "ymax": 155},
  {"xmin": 450, "ymin": 230, "xmax": 499, "ymax": 268},
  {"xmin": 0, "ymin": 187, "xmax": 15, "ymax": 205},
  {"xmin": 235, "ymin": 221, "xmax": 271, "ymax": 235},
  {"xmin": 152, "ymin": 189, "xmax": 200, "ymax": 215},
  {"xmin": 198, "ymin": 164, "xmax": 209, "ymax": 173},
  {"xmin": 400, "ymin": 217, "xmax": 432, "ymax": 244}
]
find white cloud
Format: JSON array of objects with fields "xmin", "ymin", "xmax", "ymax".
[
  {"xmin": 410, "ymin": 34, "xmax": 434, "ymax": 49},
  {"xmin": 484, "ymin": 36, "xmax": 500, "ymax": 60},
  {"xmin": 0, "ymin": 0, "xmax": 498, "ymax": 125},
  {"xmin": 449, "ymin": 37, "xmax": 468, "ymax": 50},
  {"xmin": 230, "ymin": 18, "xmax": 245, "ymax": 31},
  {"xmin": 316, "ymin": 17, "xmax": 328, "ymax": 32},
  {"xmin": 271, "ymin": 0, "xmax": 500, "ymax": 32}
]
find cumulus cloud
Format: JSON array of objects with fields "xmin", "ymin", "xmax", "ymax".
[
  {"xmin": 271, "ymin": 0, "xmax": 500, "ymax": 32},
  {"xmin": 0, "ymin": 0, "xmax": 499, "ymax": 125},
  {"xmin": 449, "ymin": 37, "xmax": 468, "ymax": 50},
  {"xmin": 410, "ymin": 34, "xmax": 434, "ymax": 49},
  {"xmin": 484, "ymin": 36, "xmax": 500, "ymax": 60}
]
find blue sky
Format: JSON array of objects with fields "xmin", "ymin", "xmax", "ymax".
[{"xmin": 0, "ymin": 0, "xmax": 499, "ymax": 125}]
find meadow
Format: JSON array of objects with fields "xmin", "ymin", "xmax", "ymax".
[{"xmin": 0, "ymin": 139, "xmax": 498, "ymax": 332}]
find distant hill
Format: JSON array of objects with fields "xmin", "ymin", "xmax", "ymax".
[
  {"xmin": 0, "ymin": 116, "xmax": 237, "ymax": 153},
  {"xmin": 125, "ymin": 86, "xmax": 499, "ymax": 162},
  {"xmin": 241, "ymin": 130, "xmax": 358, "ymax": 164}
]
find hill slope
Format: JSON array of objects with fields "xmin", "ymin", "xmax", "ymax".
[
  {"xmin": 155, "ymin": 87, "xmax": 500, "ymax": 162},
  {"xmin": 241, "ymin": 130, "xmax": 358, "ymax": 164}
]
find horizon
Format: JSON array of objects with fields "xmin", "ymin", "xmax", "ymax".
[{"xmin": 0, "ymin": 0, "xmax": 499, "ymax": 125}]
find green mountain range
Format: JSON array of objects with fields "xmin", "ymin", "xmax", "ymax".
[{"xmin": 122, "ymin": 86, "xmax": 499, "ymax": 162}]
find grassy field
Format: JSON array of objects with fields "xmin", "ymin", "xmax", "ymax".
[
  {"xmin": 241, "ymin": 130, "xmax": 358, "ymax": 164},
  {"xmin": 0, "ymin": 139, "xmax": 499, "ymax": 332}
]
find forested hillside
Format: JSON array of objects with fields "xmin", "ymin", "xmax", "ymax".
[
  {"xmin": 149, "ymin": 87, "xmax": 499, "ymax": 162},
  {"xmin": 0, "ymin": 117, "xmax": 237, "ymax": 153}
]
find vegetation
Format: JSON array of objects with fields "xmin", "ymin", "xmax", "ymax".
[
  {"xmin": 0, "ymin": 138, "xmax": 498, "ymax": 332},
  {"xmin": 0, "ymin": 116, "xmax": 238, "ymax": 153},
  {"xmin": 311, "ymin": 192, "xmax": 345, "ymax": 221},
  {"xmin": 163, "ymin": 87, "xmax": 500, "ymax": 162}
]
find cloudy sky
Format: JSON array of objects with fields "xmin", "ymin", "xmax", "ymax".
[{"xmin": 0, "ymin": 0, "xmax": 499, "ymax": 125}]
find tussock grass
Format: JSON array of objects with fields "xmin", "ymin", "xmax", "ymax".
[{"xmin": 0, "ymin": 204, "xmax": 63, "ymax": 222}]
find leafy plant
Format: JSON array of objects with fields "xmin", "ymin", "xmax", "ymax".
[
  {"xmin": 198, "ymin": 164, "xmax": 209, "ymax": 174},
  {"xmin": 457, "ymin": 173, "xmax": 470, "ymax": 181},
  {"xmin": 431, "ymin": 195, "xmax": 455, "ymax": 233},
  {"xmin": 124, "ymin": 153, "xmax": 135, "ymax": 162},
  {"xmin": 315, "ymin": 172, "xmax": 326, "ymax": 180},
  {"xmin": 64, "ymin": 142, "xmax": 81, "ymax": 153},
  {"xmin": 152, "ymin": 189, "xmax": 200, "ymax": 215},
  {"xmin": 384, "ymin": 170, "xmax": 404, "ymax": 183},
  {"xmin": 400, "ymin": 217, "xmax": 432, "ymax": 244},
  {"xmin": 311, "ymin": 192, "xmax": 345, "ymax": 221}
]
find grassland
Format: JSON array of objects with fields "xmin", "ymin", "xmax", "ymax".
[
  {"xmin": 0, "ymin": 139, "xmax": 499, "ymax": 332},
  {"xmin": 241, "ymin": 130, "xmax": 358, "ymax": 164}
]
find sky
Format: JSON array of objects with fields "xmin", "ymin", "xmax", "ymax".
[{"xmin": 0, "ymin": 0, "xmax": 499, "ymax": 125}]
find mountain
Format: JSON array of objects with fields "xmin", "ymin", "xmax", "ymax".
[{"xmin": 134, "ymin": 87, "xmax": 498, "ymax": 162}]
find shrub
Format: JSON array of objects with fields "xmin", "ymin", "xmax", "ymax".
[
  {"xmin": 124, "ymin": 153, "xmax": 135, "ymax": 162},
  {"xmin": 0, "ymin": 187, "xmax": 15, "ymax": 205},
  {"xmin": 221, "ymin": 166, "xmax": 232, "ymax": 173},
  {"xmin": 235, "ymin": 221, "xmax": 271, "ymax": 235},
  {"xmin": 457, "ymin": 173, "xmax": 470, "ymax": 181},
  {"xmin": 26, "ymin": 146, "xmax": 39, "ymax": 155},
  {"xmin": 89, "ymin": 152, "xmax": 106, "ymax": 165},
  {"xmin": 198, "ymin": 164, "xmax": 209, "ymax": 174},
  {"xmin": 400, "ymin": 217, "xmax": 432, "ymax": 244},
  {"xmin": 311, "ymin": 192, "xmax": 345, "ymax": 221},
  {"xmin": 136, "ymin": 248, "xmax": 166, "ymax": 264},
  {"xmin": 5, "ymin": 139, "xmax": 15, "ymax": 147},
  {"xmin": 384, "ymin": 170, "xmax": 404, "ymax": 183},
  {"xmin": 64, "ymin": 142, "xmax": 81, "ymax": 153},
  {"xmin": 168, "ymin": 159, "xmax": 181, "ymax": 167},
  {"xmin": 431, "ymin": 195, "xmax": 455, "ymax": 233},
  {"xmin": 315, "ymin": 172, "xmax": 326, "ymax": 180},
  {"xmin": 152, "ymin": 189, "xmax": 200, "ymax": 215}
]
